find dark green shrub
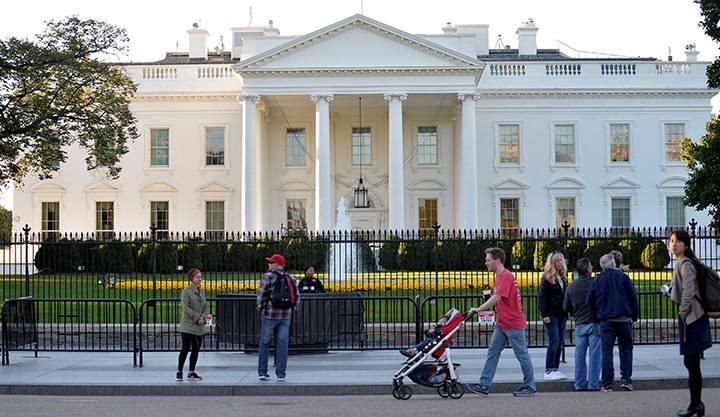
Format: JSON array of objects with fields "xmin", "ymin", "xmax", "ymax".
[
  {"xmin": 134, "ymin": 243, "xmax": 151, "ymax": 272},
  {"xmin": 495, "ymin": 239, "xmax": 516, "ymax": 269},
  {"xmin": 33, "ymin": 238, "xmax": 83, "ymax": 273},
  {"xmin": 618, "ymin": 237, "xmax": 651, "ymax": 269},
  {"xmin": 178, "ymin": 243, "xmax": 203, "ymax": 272},
  {"xmin": 397, "ymin": 239, "xmax": 434, "ymax": 271},
  {"xmin": 201, "ymin": 242, "xmax": 227, "ymax": 272},
  {"xmin": 533, "ymin": 240, "xmax": 564, "ymax": 271},
  {"xmin": 226, "ymin": 242, "xmax": 259, "ymax": 272},
  {"xmin": 98, "ymin": 241, "xmax": 134, "ymax": 273},
  {"xmin": 438, "ymin": 240, "xmax": 465, "ymax": 271},
  {"xmin": 512, "ymin": 239, "xmax": 536, "ymax": 270},
  {"xmin": 583, "ymin": 239, "xmax": 618, "ymax": 271},
  {"xmin": 640, "ymin": 241, "xmax": 671, "ymax": 270},
  {"xmin": 379, "ymin": 237, "xmax": 401, "ymax": 271},
  {"xmin": 565, "ymin": 239, "xmax": 587, "ymax": 270},
  {"xmin": 155, "ymin": 242, "xmax": 179, "ymax": 274},
  {"xmin": 464, "ymin": 239, "xmax": 493, "ymax": 270}
]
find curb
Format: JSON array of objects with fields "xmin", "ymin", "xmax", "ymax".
[{"xmin": 1, "ymin": 378, "xmax": 718, "ymax": 396}]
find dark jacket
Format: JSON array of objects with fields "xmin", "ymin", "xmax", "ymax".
[
  {"xmin": 586, "ymin": 268, "xmax": 639, "ymax": 321},
  {"xmin": 298, "ymin": 276, "xmax": 326, "ymax": 293},
  {"xmin": 563, "ymin": 274, "xmax": 594, "ymax": 325},
  {"xmin": 538, "ymin": 276, "xmax": 567, "ymax": 318}
]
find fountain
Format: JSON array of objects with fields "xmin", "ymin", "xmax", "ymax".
[{"xmin": 328, "ymin": 197, "xmax": 359, "ymax": 282}]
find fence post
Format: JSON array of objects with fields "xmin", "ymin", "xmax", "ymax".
[
  {"xmin": 150, "ymin": 224, "xmax": 157, "ymax": 300},
  {"xmin": 414, "ymin": 295, "xmax": 422, "ymax": 344},
  {"xmin": 689, "ymin": 218, "xmax": 697, "ymax": 239},
  {"xmin": 432, "ymin": 223, "xmax": 441, "ymax": 295},
  {"xmin": 23, "ymin": 224, "xmax": 31, "ymax": 298}
]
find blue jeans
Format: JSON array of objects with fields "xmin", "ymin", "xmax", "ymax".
[
  {"xmin": 574, "ymin": 323, "xmax": 601, "ymax": 390},
  {"xmin": 258, "ymin": 317, "xmax": 290, "ymax": 378},
  {"xmin": 479, "ymin": 326, "xmax": 536, "ymax": 390},
  {"xmin": 599, "ymin": 320, "xmax": 633, "ymax": 388},
  {"xmin": 543, "ymin": 316, "xmax": 567, "ymax": 372}
]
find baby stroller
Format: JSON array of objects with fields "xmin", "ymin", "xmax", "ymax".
[{"xmin": 392, "ymin": 308, "xmax": 470, "ymax": 400}]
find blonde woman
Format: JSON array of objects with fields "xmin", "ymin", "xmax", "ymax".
[{"xmin": 539, "ymin": 252, "xmax": 569, "ymax": 381}]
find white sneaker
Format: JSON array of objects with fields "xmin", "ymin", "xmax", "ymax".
[
  {"xmin": 554, "ymin": 371, "xmax": 567, "ymax": 380},
  {"xmin": 544, "ymin": 371, "xmax": 566, "ymax": 381}
]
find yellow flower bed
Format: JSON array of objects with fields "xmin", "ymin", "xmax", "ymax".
[{"xmin": 115, "ymin": 280, "xmax": 259, "ymax": 292}]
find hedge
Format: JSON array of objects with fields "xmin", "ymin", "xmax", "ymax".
[
  {"xmin": 512, "ymin": 240, "xmax": 536, "ymax": 270},
  {"xmin": 640, "ymin": 241, "xmax": 671, "ymax": 270}
]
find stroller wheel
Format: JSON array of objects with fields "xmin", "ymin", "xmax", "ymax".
[
  {"xmin": 397, "ymin": 384, "xmax": 413, "ymax": 400},
  {"xmin": 392, "ymin": 387, "xmax": 401, "ymax": 400},
  {"xmin": 437, "ymin": 383, "xmax": 450, "ymax": 398},
  {"xmin": 448, "ymin": 381, "xmax": 465, "ymax": 399}
]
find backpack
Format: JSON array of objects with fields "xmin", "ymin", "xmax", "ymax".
[
  {"xmin": 269, "ymin": 270, "xmax": 298, "ymax": 309},
  {"xmin": 683, "ymin": 259, "xmax": 720, "ymax": 313}
]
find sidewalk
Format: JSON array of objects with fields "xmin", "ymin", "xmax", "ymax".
[{"xmin": 1, "ymin": 345, "xmax": 719, "ymax": 396}]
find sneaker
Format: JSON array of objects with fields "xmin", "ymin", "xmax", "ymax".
[
  {"xmin": 187, "ymin": 372, "xmax": 203, "ymax": 381},
  {"xmin": 258, "ymin": 373, "xmax": 270, "ymax": 381},
  {"xmin": 175, "ymin": 372, "xmax": 183, "ymax": 381},
  {"xmin": 465, "ymin": 383, "xmax": 490, "ymax": 395},
  {"xmin": 543, "ymin": 371, "xmax": 566, "ymax": 381},
  {"xmin": 399, "ymin": 348, "xmax": 416, "ymax": 358},
  {"xmin": 277, "ymin": 376, "xmax": 286, "ymax": 382},
  {"xmin": 601, "ymin": 386, "xmax": 613, "ymax": 392},
  {"xmin": 620, "ymin": 381, "xmax": 633, "ymax": 391},
  {"xmin": 512, "ymin": 386, "xmax": 537, "ymax": 397}
]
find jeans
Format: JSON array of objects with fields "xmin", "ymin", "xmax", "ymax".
[
  {"xmin": 258, "ymin": 317, "xmax": 290, "ymax": 378},
  {"xmin": 479, "ymin": 326, "xmax": 536, "ymax": 390},
  {"xmin": 599, "ymin": 320, "xmax": 633, "ymax": 388},
  {"xmin": 574, "ymin": 323, "xmax": 601, "ymax": 390},
  {"xmin": 543, "ymin": 316, "xmax": 567, "ymax": 372}
]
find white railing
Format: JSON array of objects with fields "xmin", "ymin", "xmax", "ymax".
[
  {"xmin": 489, "ymin": 64, "xmax": 527, "ymax": 76},
  {"xmin": 545, "ymin": 64, "xmax": 581, "ymax": 76},
  {"xmin": 197, "ymin": 66, "xmax": 235, "ymax": 79},
  {"xmin": 141, "ymin": 67, "xmax": 178, "ymax": 80},
  {"xmin": 600, "ymin": 63, "xmax": 636, "ymax": 76},
  {"xmin": 656, "ymin": 63, "xmax": 691, "ymax": 75}
]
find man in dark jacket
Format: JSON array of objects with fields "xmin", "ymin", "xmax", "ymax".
[
  {"xmin": 586, "ymin": 253, "xmax": 640, "ymax": 392},
  {"xmin": 564, "ymin": 258, "xmax": 600, "ymax": 391}
]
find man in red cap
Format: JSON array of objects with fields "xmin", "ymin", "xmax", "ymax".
[{"xmin": 256, "ymin": 253, "xmax": 299, "ymax": 382}]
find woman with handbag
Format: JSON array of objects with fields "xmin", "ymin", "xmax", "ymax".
[{"xmin": 669, "ymin": 230, "xmax": 712, "ymax": 417}]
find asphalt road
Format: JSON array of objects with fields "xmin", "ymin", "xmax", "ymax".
[{"xmin": 0, "ymin": 389, "xmax": 717, "ymax": 417}]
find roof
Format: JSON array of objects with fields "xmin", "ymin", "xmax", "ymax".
[
  {"xmin": 121, "ymin": 51, "xmax": 237, "ymax": 66},
  {"xmin": 479, "ymin": 48, "xmax": 657, "ymax": 62}
]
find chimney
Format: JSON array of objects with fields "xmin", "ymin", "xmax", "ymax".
[
  {"xmin": 685, "ymin": 43, "xmax": 699, "ymax": 61},
  {"xmin": 188, "ymin": 23, "xmax": 209, "ymax": 60},
  {"xmin": 442, "ymin": 22, "xmax": 457, "ymax": 34},
  {"xmin": 516, "ymin": 18, "xmax": 538, "ymax": 56},
  {"xmin": 456, "ymin": 24, "xmax": 489, "ymax": 56},
  {"xmin": 264, "ymin": 20, "xmax": 280, "ymax": 36}
]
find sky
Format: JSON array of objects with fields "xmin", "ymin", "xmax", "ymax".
[{"xmin": 1, "ymin": 0, "xmax": 718, "ymax": 209}]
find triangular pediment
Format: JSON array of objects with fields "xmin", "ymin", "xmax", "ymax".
[
  {"xmin": 490, "ymin": 178, "xmax": 529, "ymax": 190},
  {"xmin": 86, "ymin": 181, "xmax": 120, "ymax": 193},
  {"xmin": 237, "ymin": 15, "xmax": 482, "ymax": 73},
  {"xmin": 195, "ymin": 181, "xmax": 234, "ymax": 193},
  {"xmin": 602, "ymin": 177, "xmax": 640, "ymax": 189},
  {"xmin": 139, "ymin": 182, "xmax": 177, "ymax": 193}
]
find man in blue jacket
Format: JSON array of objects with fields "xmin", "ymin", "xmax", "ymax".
[{"xmin": 586, "ymin": 253, "xmax": 639, "ymax": 393}]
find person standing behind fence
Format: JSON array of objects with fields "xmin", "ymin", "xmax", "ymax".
[
  {"xmin": 564, "ymin": 258, "xmax": 601, "ymax": 391},
  {"xmin": 539, "ymin": 252, "xmax": 569, "ymax": 381},
  {"xmin": 298, "ymin": 265, "xmax": 326, "ymax": 294},
  {"xmin": 256, "ymin": 253, "xmax": 299, "ymax": 382},
  {"xmin": 586, "ymin": 253, "xmax": 639, "ymax": 392},
  {"xmin": 177, "ymin": 268, "xmax": 208, "ymax": 381},
  {"xmin": 465, "ymin": 247, "xmax": 536, "ymax": 397},
  {"xmin": 670, "ymin": 230, "xmax": 712, "ymax": 417},
  {"xmin": 610, "ymin": 250, "xmax": 631, "ymax": 273}
]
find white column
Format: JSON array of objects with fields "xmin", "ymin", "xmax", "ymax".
[
  {"xmin": 384, "ymin": 93, "xmax": 407, "ymax": 231},
  {"xmin": 311, "ymin": 94, "xmax": 334, "ymax": 232},
  {"xmin": 458, "ymin": 93, "xmax": 479, "ymax": 230},
  {"xmin": 240, "ymin": 94, "xmax": 260, "ymax": 232}
]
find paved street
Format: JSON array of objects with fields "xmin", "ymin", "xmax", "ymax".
[{"xmin": 0, "ymin": 389, "xmax": 717, "ymax": 417}]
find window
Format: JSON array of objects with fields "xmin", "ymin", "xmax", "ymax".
[
  {"xmin": 418, "ymin": 199, "xmax": 438, "ymax": 233},
  {"xmin": 150, "ymin": 128, "xmax": 169, "ymax": 166},
  {"xmin": 286, "ymin": 200, "xmax": 307, "ymax": 230},
  {"xmin": 150, "ymin": 201, "xmax": 169, "ymax": 239},
  {"xmin": 609, "ymin": 124, "xmax": 630, "ymax": 162},
  {"xmin": 554, "ymin": 124, "xmax": 576, "ymax": 164},
  {"xmin": 351, "ymin": 127, "xmax": 371, "ymax": 166},
  {"xmin": 205, "ymin": 201, "xmax": 225, "ymax": 240},
  {"xmin": 286, "ymin": 128, "xmax": 306, "ymax": 166},
  {"xmin": 500, "ymin": 198, "xmax": 520, "ymax": 235},
  {"xmin": 498, "ymin": 124, "xmax": 520, "ymax": 163},
  {"xmin": 41, "ymin": 202, "xmax": 60, "ymax": 241},
  {"xmin": 665, "ymin": 123, "xmax": 685, "ymax": 162},
  {"xmin": 417, "ymin": 127, "xmax": 438, "ymax": 165},
  {"xmin": 96, "ymin": 201, "xmax": 114, "ymax": 240},
  {"xmin": 667, "ymin": 196, "xmax": 686, "ymax": 229},
  {"xmin": 555, "ymin": 197, "xmax": 576, "ymax": 229},
  {"xmin": 611, "ymin": 197, "xmax": 631, "ymax": 231},
  {"xmin": 205, "ymin": 127, "xmax": 225, "ymax": 166}
]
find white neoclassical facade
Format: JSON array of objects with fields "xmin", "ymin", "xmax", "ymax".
[{"xmin": 12, "ymin": 14, "xmax": 717, "ymax": 236}]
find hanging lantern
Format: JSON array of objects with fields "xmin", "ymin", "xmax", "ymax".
[{"xmin": 354, "ymin": 177, "xmax": 370, "ymax": 208}]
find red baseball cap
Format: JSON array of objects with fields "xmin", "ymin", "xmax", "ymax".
[{"xmin": 265, "ymin": 253, "xmax": 286, "ymax": 266}]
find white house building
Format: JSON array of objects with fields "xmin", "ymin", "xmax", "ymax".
[{"xmin": 12, "ymin": 14, "xmax": 717, "ymax": 236}]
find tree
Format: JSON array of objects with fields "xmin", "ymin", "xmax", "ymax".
[
  {"xmin": 0, "ymin": 16, "xmax": 138, "ymax": 187},
  {"xmin": 682, "ymin": 117, "xmax": 720, "ymax": 229},
  {"xmin": 0, "ymin": 206, "xmax": 10, "ymax": 237},
  {"xmin": 696, "ymin": 0, "xmax": 720, "ymax": 88}
]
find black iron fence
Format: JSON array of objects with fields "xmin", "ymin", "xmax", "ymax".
[{"xmin": 1, "ymin": 220, "xmax": 719, "ymax": 364}]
